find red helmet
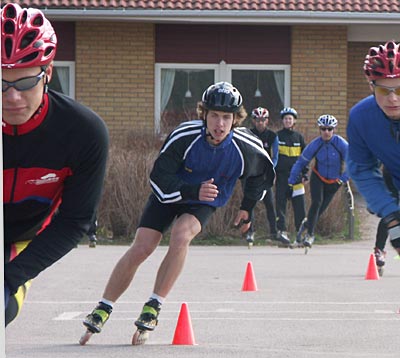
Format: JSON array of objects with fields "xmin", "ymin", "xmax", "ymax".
[
  {"xmin": 364, "ymin": 40, "xmax": 400, "ymax": 82},
  {"xmin": 1, "ymin": 3, "xmax": 57, "ymax": 69},
  {"xmin": 251, "ymin": 107, "xmax": 269, "ymax": 119}
]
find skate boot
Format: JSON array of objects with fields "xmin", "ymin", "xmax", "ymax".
[
  {"xmin": 132, "ymin": 298, "xmax": 161, "ymax": 345},
  {"xmin": 374, "ymin": 247, "xmax": 386, "ymax": 276},
  {"xmin": 296, "ymin": 218, "xmax": 308, "ymax": 243},
  {"xmin": 88, "ymin": 234, "xmax": 97, "ymax": 248},
  {"xmin": 290, "ymin": 239, "xmax": 304, "ymax": 249},
  {"xmin": 246, "ymin": 231, "xmax": 255, "ymax": 248},
  {"xmin": 277, "ymin": 231, "xmax": 290, "ymax": 247},
  {"xmin": 303, "ymin": 234, "xmax": 315, "ymax": 254},
  {"xmin": 79, "ymin": 302, "xmax": 112, "ymax": 345}
]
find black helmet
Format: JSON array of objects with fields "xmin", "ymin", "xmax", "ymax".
[{"xmin": 202, "ymin": 82, "xmax": 243, "ymax": 113}]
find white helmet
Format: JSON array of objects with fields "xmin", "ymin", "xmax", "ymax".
[{"xmin": 317, "ymin": 114, "xmax": 338, "ymax": 128}]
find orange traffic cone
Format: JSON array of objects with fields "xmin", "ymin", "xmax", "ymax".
[
  {"xmin": 172, "ymin": 302, "xmax": 196, "ymax": 345},
  {"xmin": 242, "ymin": 261, "xmax": 258, "ymax": 291},
  {"xmin": 365, "ymin": 253, "xmax": 380, "ymax": 280}
]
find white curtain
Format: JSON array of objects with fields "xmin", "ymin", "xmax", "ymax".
[
  {"xmin": 56, "ymin": 67, "xmax": 69, "ymax": 95},
  {"xmin": 161, "ymin": 69, "xmax": 176, "ymax": 113},
  {"xmin": 273, "ymin": 70, "xmax": 284, "ymax": 106}
]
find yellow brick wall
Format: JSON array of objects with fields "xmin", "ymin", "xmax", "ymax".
[
  {"xmin": 75, "ymin": 22, "xmax": 155, "ymax": 140},
  {"xmin": 347, "ymin": 41, "xmax": 376, "ymax": 112},
  {"xmin": 291, "ymin": 26, "xmax": 348, "ymax": 141}
]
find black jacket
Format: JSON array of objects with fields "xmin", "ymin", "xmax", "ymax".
[{"xmin": 4, "ymin": 90, "xmax": 109, "ymax": 293}]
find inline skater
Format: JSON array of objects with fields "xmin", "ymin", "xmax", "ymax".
[
  {"xmin": 2, "ymin": 3, "xmax": 109, "ymax": 326},
  {"xmin": 80, "ymin": 82, "xmax": 275, "ymax": 345},
  {"xmin": 347, "ymin": 40, "xmax": 400, "ymax": 265},
  {"xmin": 288, "ymin": 114, "xmax": 349, "ymax": 249},
  {"xmin": 245, "ymin": 106, "xmax": 282, "ymax": 246}
]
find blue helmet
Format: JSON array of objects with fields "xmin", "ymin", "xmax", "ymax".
[
  {"xmin": 280, "ymin": 107, "xmax": 298, "ymax": 119},
  {"xmin": 202, "ymin": 82, "xmax": 243, "ymax": 113}
]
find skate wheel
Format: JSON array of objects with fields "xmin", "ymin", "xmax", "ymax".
[
  {"xmin": 248, "ymin": 242, "xmax": 253, "ymax": 249},
  {"xmin": 79, "ymin": 330, "xmax": 93, "ymax": 345},
  {"xmin": 304, "ymin": 247, "xmax": 309, "ymax": 255},
  {"xmin": 132, "ymin": 329, "xmax": 149, "ymax": 345},
  {"xmin": 378, "ymin": 266, "xmax": 384, "ymax": 277}
]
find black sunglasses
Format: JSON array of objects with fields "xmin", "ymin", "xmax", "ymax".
[
  {"xmin": 320, "ymin": 127, "xmax": 334, "ymax": 132},
  {"xmin": 2, "ymin": 71, "xmax": 45, "ymax": 92}
]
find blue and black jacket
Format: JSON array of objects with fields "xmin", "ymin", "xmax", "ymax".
[
  {"xmin": 288, "ymin": 134, "xmax": 349, "ymax": 185},
  {"xmin": 149, "ymin": 120, "xmax": 275, "ymax": 212}
]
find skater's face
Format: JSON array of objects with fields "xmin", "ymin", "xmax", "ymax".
[
  {"xmin": 319, "ymin": 126, "xmax": 334, "ymax": 141},
  {"xmin": 282, "ymin": 115, "xmax": 295, "ymax": 129},
  {"xmin": 253, "ymin": 117, "xmax": 269, "ymax": 132},
  {"xmin": 206, "ymin": 110, "xmax": 234, "ymax": 145},
  {"xmin": 2, "ymin": 65, "xmax": 53, "ymax": 126},
  {"xmin": 370, "ymin": 77, "xmax": 400, "ymax": 120}
]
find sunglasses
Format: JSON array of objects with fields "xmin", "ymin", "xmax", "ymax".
[
  {"xmin": 2, "ymin": 71, "xmax": 45, "ymax": 92},
  {"xmin": 320, "ymin": 127, "xmax": 334, "ymax": 132},
  {"xmin": 371, "ymin": 82, "xmax": 400, "ymax": 96},
  {"xmin": 254, "ymin": 118, "xmax": 267, "ymax": 122}
]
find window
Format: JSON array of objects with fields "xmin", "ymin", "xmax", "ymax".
[
  {"xmin": 155, "ymin": 62, "xmax": 290, "ymax": 135},
  {"xmin": 155, "ymin": 64, "xmax": 218, "ymax": 135},
  {"xmin": 229, "ymin": 65, "xmax": 291, "ymax": 129},
  {"xmin": 48, "ymin": 61, "xmax": 75, "ymax": 98}
]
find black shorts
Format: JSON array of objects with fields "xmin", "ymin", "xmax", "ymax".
[{"xmin": 138, "ymin": 194, "xmax": 216, "ymax": 233}]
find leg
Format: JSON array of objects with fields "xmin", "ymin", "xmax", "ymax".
[
  {"xmin": 375, "ymin": 218, "xmax": 388, "ymax": 251},
  {"xmin": 152, "ymin": 213, "xmax": 201, "ymax": 297},
  {"xmin": 374, "ymin": 218, "xmax": 387, "ymax": 275},
  {"xmin": 291, "ymin": 194, "xmax": 306, "ymax": 232},
  {"xmin": 132, "ymin": 214, "xmax": 202, "ymax": 344},
  {"xmin": 275, "ymin": 174, "xmax": 288, "ymax": 232},
  {"xmin": 80, "ymin": 227, "xmax": 162, "ymax": 344},
  {"xmin": 317, "ymin": 182, "xmax": 340, "ymax": 219},
  {"xmin": 87, "ymin": 214, "xmax": 98, "ymax": 247},
  {"xmin": 263, "ymin": 188, "xmax": 278, "ymax": 237},
  {"xmin": 102, "ymin": 227, "xmax": 162, "ymax": 301},
  {"xmin": 305, "ymin": 174, "xmax": 324, "ymax": 235},
  {"xmin": 5, "ymin": 240, "xmax": 32, "ymax": 327}
]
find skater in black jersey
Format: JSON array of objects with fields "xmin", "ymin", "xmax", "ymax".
[
  {"xmin": 245, "ymin": 106, "xmax": 281, "ymax": 246},
  {"xmin": 2, "ymin": 3, "xmax": 109, "ymax": 326},
  {"xmin": 275, "ymin": 107, "xmax": 307, "ymax": 245}
]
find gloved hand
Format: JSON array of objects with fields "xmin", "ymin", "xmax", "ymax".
[
  {"xmin": 4, "ymin": 281, "xmax": 10, "ymax": 310},
  {"xmin": 383, "ymin": 211, "xmax": 400, "ymax": 251}
]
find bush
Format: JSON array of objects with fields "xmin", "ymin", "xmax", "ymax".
[{"xmin": 97, "ymin": 132, "xmax": 351, "ymax": 243}]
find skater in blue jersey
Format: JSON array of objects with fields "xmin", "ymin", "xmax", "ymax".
[
  {"xmin": 347, "ymin": 40, "xmax": 400, "ymax": 260},
  {"xmin": 81, "ymin": 82, "xmax": 275, "ymax": 345},
  {"xmin": 289, "ymin": 114, "xmax": 349, "ymax": 248}
]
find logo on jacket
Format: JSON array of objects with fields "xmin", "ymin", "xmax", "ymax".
[{"xmin": 26, "ymin": 173, "xmax": 60, "ymax": 185}]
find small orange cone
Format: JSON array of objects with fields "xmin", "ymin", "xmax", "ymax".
[
  {"xmin": 242, "ymin": 261, "xmax": 258, "ymax": 291},
  {"xmin": 172, "ymin": 302, "xmax": 196, "ymax": 345},
  {"xmin": 365, "ymin": 253, "xmax": 380, "ymax": 280}
]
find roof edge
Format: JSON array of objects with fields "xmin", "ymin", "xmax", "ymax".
[{"xmin": 42, "ymin": 9, "xmax": 400, "ymax": 25}]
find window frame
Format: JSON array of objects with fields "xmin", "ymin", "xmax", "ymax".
[{"xmin": 52, "ymin": 60, "xmax": 75, "ymax": 99}]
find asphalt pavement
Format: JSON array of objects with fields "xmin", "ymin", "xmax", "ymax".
[{"xmin": 5, "ymin": 235, "xmax": 400, "ymax": 358}]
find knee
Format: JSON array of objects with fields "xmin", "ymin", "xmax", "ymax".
[{"xmin": 169, "ymin": 233, "xmax": 193, "ymax": 250}]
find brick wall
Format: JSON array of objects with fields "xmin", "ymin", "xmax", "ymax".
[
  {"xmin": 75, "ymin": 22, "xmax": 155, "ymax": 140},
  {"xmin": 347, "ymin": 41, "xmax": 376, "ymax": 113},
  {"xmin": 291, "ymin": 26, "xmax": 348, "ymax": 141}
]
